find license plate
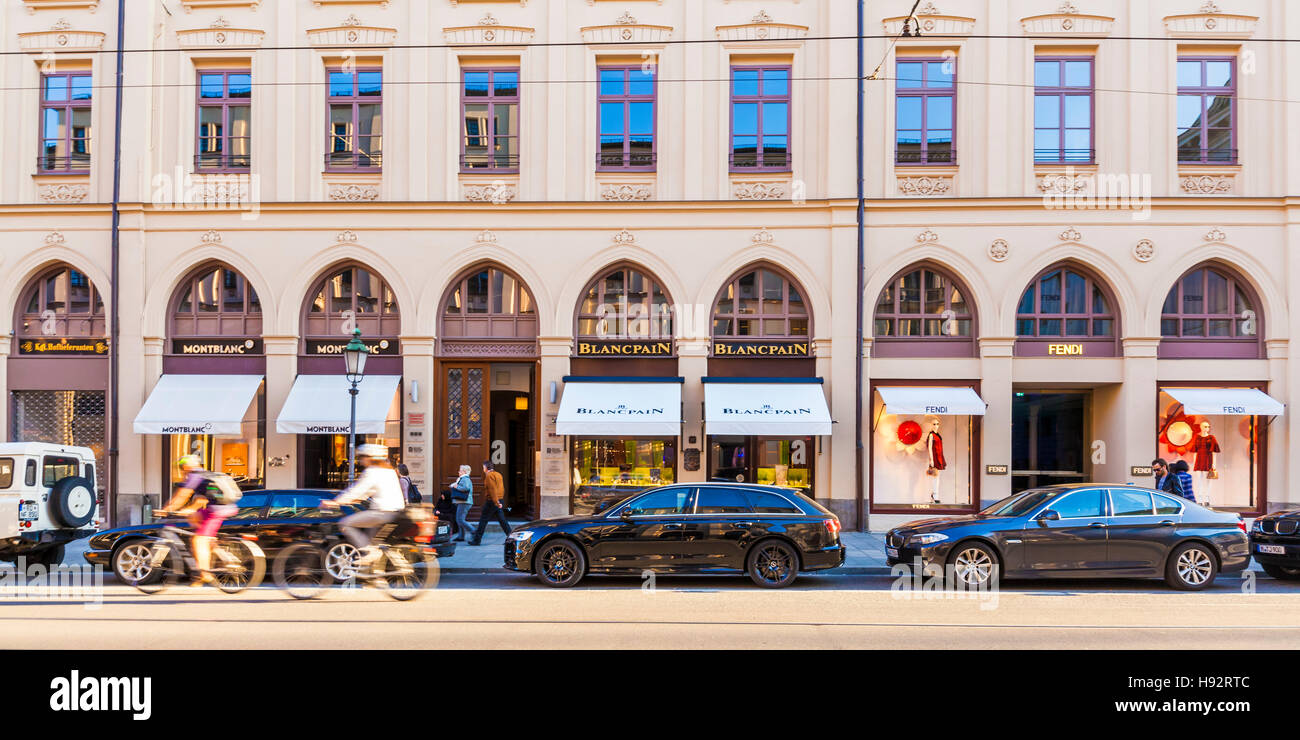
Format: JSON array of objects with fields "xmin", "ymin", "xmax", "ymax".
[
  {"xmin": 1258, "ymin": 544, "xmax": 1286, "ymax": 555},
  {"xmin": 886, "ymin": 547, "xmax": 899, "ymax": 559},
  {"xmin": 18, "ymin": 503, "xmax": 39, "ymax": 521}
]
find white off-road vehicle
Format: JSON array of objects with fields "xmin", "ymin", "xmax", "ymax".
[{"xmin": 0, "ymin": 443, "xmax": 101, "ymax": 567}]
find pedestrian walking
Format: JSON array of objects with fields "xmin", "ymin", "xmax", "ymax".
[
  {"xmin": 469, "ymin": 461, "xmax": 513, "ymax": 546},
  {"xmin": 1170, "ymin": 459, "xmax": 1196, "ymax": 503},
  {"xmin": 1151, "ymin": 458, "xmax": 1186, "ymax": 500},
  {"xmin": 449, "ymin": 464, "xmax": 473, "ymax": 542},
  {"xmin": 397, "ymin": 463, "xmax": 422, "ymax": 504}
]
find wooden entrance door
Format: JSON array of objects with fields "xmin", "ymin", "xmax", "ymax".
[{"xmin": 439, "ymin": 363, "xmax": 491, "ymax": 492}]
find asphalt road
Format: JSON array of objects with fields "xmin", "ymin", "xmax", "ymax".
[{"xmin": 4, "ymin": 572, "xmax": 1300, "ymax": 649}]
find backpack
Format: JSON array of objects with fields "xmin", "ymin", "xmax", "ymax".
[
  {"xmin": 200, "ymin": 472, "xmax": 243, "ymax": 505},
  {"xmin": 405, "ymin": 477, "xmax": 422, "ymax": 504}
]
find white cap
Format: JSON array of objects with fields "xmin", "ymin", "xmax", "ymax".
[{"xmin": 357, "ymin": 443, "xmax": 388, "ymax": 459}]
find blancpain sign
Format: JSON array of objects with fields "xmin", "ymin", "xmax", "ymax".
[
  {"xmin": 721, "ymin": 405, "xmax": 813, "ymax": 416},
  {"xmin": 576, "ymin": 405, "xmax": 665, "ymax": 416}
]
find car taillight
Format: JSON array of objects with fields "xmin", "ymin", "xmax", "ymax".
[
  {"xmin": 240, "ymin": 534, "xmax": 258, "ymax": 541},
  {"xmin": 414, "ymin": 535, "xmax": 432, "ymax": 544},
  {"xmin": 1237, "ymin": 518, "xmax": 1247, "ymax": 534},
  {"xmin": 824, "ymin": 518, "xmax": 841, "ymax": 537}
]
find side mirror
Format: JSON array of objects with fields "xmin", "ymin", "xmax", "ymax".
[
  {"xmin": 619, "ymin": 507, "xmax": 633, "ymax": 519},
  {"xmin": 1036, "ymin": 510, "xmax": 1061, "ymax": 524}
]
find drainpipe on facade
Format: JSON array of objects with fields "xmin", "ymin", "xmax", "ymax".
[
  {"xmin": 107, "ymin": 0, "xmax": 126, "ymax": 525},
  {"xmin": 854, "ymin": 0, "xmax": 866, "ymax": 532}
]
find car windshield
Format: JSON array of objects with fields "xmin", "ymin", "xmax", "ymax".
[{"xmin": 980, "ymin": 489, "xmax": 1059, "ymax": 517}]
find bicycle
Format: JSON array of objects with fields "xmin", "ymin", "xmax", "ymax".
[
  {"xmin": 272, "ymin": 503, "xmax": 440, "ymax": 601},
  {"xmin": 124, "ymin": 515, "xmax": 266, "ymax": 594}
]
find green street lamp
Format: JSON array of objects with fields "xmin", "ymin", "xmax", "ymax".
[{"xmin": 343, "ymin": 328, "xmax": 369, "ymax": 484}]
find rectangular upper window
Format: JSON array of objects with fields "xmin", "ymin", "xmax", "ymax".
[
  {"xmin": 196, "ymin": 70, "xmax": 251, "ymax": 172},
  {"xmin": 1177, "ymin": 57, "xmax": 1236, "ymax": 165},
  {"xmin": 461, "ymin": 68, "xmax": 519, "ymax": 172},
  {"xmin": 1033, "ymin": 57, "xmax": 1094, "ymax": 164},
  {"xmin": 730, "ymin": 65, "xmax": 791, "ymax": 171},
  {"xmin": 326, "ymin": 67, "xmax": 382, "ymax": 171},
  {"xmin": 40, "ymin": 72, "xmax": 93, "ymax": 173},
  {"xmin": 895, "ymin": 59, "xmax": 955, "ymax": 165},
  {"xmin": 597, "ymin": 66, "xmax": 656, "ymax": 170}
]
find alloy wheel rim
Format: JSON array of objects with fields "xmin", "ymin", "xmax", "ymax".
[
  {"xmin": 1177, "ymin": 548, "xmax": 1212, "ymax": 585},
  {"xmin": 326, "ymin": 544, "xmax": 360, "ymax": 580},
  {"xmin": 543, "ymin": 547, "xmax": 574, "ymax": 581},
  {"xmin": 757, "ymin": 545, "xmax": 792, "ymax": 582},
  {"xmin": 954, "ymin": 548, "xmax": 993, "ymax": 586},
  {"xmin": 118, "ymin": 543, "xmax": 154, "ymax": 581}
]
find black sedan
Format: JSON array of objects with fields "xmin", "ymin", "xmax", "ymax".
[
  {"xmin": 503, "ymin": 483, "xmax": 845, "ymax": 588},
  {"xmin": 1249, "ymin": 510, "xmax": 1300, "ymax": 580},
  {"xmin": 885, "ymin": 484, "xmax": 1250, "ymax": 591},
  {"xmin": 85, "ymin": 489, "xmax": 456, "ymax": 583}
]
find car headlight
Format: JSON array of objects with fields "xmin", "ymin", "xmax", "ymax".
[
  {"xmin": 507, "ymin": 530, "xmax": 534, "ymax": 543},
  {"xmin": 908, "ymin": 532, "xmax": 949, "ymax": 546},
  {"xmin": 1252, "ymin": 519, "xmax": 1263, "ymax": 532}
]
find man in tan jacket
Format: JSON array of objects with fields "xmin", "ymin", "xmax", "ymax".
[{"xmin": 468, "ymin": 460, "xmax": 513, "ymax": 546}]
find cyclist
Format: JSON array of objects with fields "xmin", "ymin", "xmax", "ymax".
[
  {"xmin": 157, "ymin": 455, "xmax": 237, "ymax": 587},
  {"xmin": 320, "ymin": 444, "xmax": 405, "ymax": 572}
]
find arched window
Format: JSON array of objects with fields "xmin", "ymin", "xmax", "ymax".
[
  {"xmin": 575, "ymin": 264, "xmax": 672, "ymax": 340},
  {"xmin": 441, "ymin": 264, "xmax": 537, "ymax": 339},
  {"xmin": 712, "ymin": 266, "xmax": 810, "ymax": 339},
  {"xmin": 171, "ymin": 264, "xmax": 261, "ymax": 338},
  {"xmin": 1160, "ymin": 264, "xmax": 1261, "ymax": 359},
  {"xmin": 16, "ymin": 265, "xmax": 105, "ymax": 339},
  {"xmin": 303, "ymin": 264, "xmax": 399, "ymax": 338},
  {"xmin": 1016, "ymin": 264, "xmax": 1117, "ymax": 354},
  {"xmin": 873, "ymin": 264, "xmax": 975, "ymax": 357}
]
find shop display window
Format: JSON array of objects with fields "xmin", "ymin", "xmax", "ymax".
[
  {"xmin": 571, "ymin": 438, "xmax": 676, "ymax": 515},
  {"xmin": 1157, "ymin": 389, "xmax": 1259, "ymax": 510},
  {"xmin": 871, "ymin": 392, "xmax": 975, "ymax": 510},
  {"xmin": 168, "ymin": 383, "xmax": 266, "ymax": 490}
]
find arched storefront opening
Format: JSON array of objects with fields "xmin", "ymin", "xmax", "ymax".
[
  {"xmin": 282, "ymin": 263, "xmax": 403, "ymax": 489},
  {"xmin": 137, "ymin": 263, "xmax": 266, "ymax": 492},
  {"xmin": 8, "ymin": 264, "xmax": 108, "ymax": 489},
  {"xmin": 1012, "ymin": 262, "xmax": 1120, "ymax": 492},
  {"xmin": 707, "ymin": 263, "xmax": 824, "ymax": 498},
  {"xmin": 436, "ymin": 263, "xmax": 540, "ymax": 516},
  {"xmin": 1156, "ymin": 262, "xmax": 1270, "ymax": 514},
  {"xmin": 563, "ymin": 262, "xmax": 678, "ymax": 515}
]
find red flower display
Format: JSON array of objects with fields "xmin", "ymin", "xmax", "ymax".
[{"xmin": 897, "ymin": 420, "xmax": 923, "ymax": 446}]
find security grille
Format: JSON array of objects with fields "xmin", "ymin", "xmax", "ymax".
[{"xmin": 10, "ymin": 390, "xmax": 106, "ymax": 487}]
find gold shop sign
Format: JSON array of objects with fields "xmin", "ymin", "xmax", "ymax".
[
  {"xmin": 19, "ymin": 338, "xmax": 109, "ymax": 356},
  {"xmin": 574, "ymin": 340, "xmax": 673, "ymax": 357},
  {"xmin": 172, "ymin": 338, "xmax": 263, "ymax": 355},
  {"xmin": 712, "ymin": 340, "xmax": 810, "ymax": 358},
  {"xmin": 1047, "ymin": 343, "xmax": 1086, "ymax": 356}
]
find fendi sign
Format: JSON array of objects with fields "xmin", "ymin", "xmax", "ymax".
[
  {"xmin": 712, "ymin": 340, "xmax": 810, "ymax": 358},
  {"xmin": 306, "ymin": 338, "xmax": 400, "ymax": 356},
  {"xmin": 574, "ymin": 340, "xmax": 673, "ymax": 357},
  {"xmin": 172, "ymin": 338, "xmax": 263, "ymax": 355},
  {"xmin": 18, "ymin": 338, "xmax": 108, "ymax": 356}
]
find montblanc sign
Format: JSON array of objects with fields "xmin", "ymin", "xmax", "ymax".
[
  {"xmin": 306, "ymin": 338, "xmax": 399, "ymax": 356},
  {"xmin": 172, "ymin": 338, "xmax": 262, "ymax": 355}
]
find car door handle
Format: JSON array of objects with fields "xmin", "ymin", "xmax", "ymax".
[
  {"xmin": 1089, "ymin": 523, "xmax": 1107, "ymax": 528},
  {"xmin": 661, "ymin": 523, "xmax": 683, "ymax": 529},
  {"xmin": 734, "ymin": 522, "xmax": 754, "ymax": 529},
  {"xmin": 1159, "ymin": 520, "xmax": 1177, "ymax": 527}
]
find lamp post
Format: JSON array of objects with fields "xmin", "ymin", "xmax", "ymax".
[{"xmin": 343, "ymin": 328, "xmax": 369, "ymax": 484}]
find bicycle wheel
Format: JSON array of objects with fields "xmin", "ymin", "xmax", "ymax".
[
  {"xmin": 273, "ymin": 543, "xmax": 330, "ymax": 600},
  {"xmin": 128, "ymin": 541, "xmax": 183, "ymax": 594},
  {"xmin": 377, "ymin": 546, "xmax": 438, "ymax": 602},
  {"xmin": 212, "ymin": 538, "xmax": 267, "ymax": 594}
]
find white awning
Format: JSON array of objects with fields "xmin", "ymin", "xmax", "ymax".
[
  {"xmin": 877, "ymin": 386, "xmax": 987, "ymax": 416},
  {"xmin": 133, "ymin": 374, "xmax": 263, "ymax": 436},
  {"xmin": 556, "ymin": 382, "xmax": 681, "ymax": 436},
  {"xmin": 704, "ymin": 382, "xmax": 833, "ymax": 436},
  {"xmin": 1164, "ymin": 387, "xmax": 1285, "ymax": 416},
  {"xmin": 276, "ymin": 375, "xmax": 402, "ymax": 435}
]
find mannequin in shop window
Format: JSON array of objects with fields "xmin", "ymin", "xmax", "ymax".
[
  {"xmin": 925, "ymin": 415, "xmax": 946, "ymax": 504},
  {"xmin": 1192, "ymin": 420, "xmax": 1220, "ymax": 506}
]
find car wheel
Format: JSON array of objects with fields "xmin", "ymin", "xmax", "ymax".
[
  {"xmin": 533, "ymin": 539, "xmax": 585, "ymax": 588},
  {"xmin": 1260, "ymin": 563, "xmax": 1300, "ymax": 581},
  {"xmin": 947, "ymin": 542, "xmax": 1000, "ymax": 590},
  {"xmin": 48, "ymin": 477, "xmax": 96, "ymax": 528},
  {"xmin": 747, "ymin": 540, "xmax": 799, "ymax": 588},
  {"xmin": 324, "ymin": 542, "xmax": 362, "ymax": 581},
  {"xmin": 113, "ymin": 540, "xmax": 161, "ymax": 584},
  {"xmin": 1166, "ymin": 542, "xmax": 1219, "ymax": 591}
]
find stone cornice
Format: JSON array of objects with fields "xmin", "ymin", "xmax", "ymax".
[
  {"xmin": 1163, "ymin": 7, "xmax": 1259, "ymax": 38},
  {"xmin": 882, "ymin": 14, "xmax": 975, "ymax": 37},
  {"xmin": 176, "ymin": 27, "xmax": 266, "ymax": 49},
  {"xmin": 18, "ymin": 28, "xmax": 106, "ymax": 52},
  {"xmin": 581, "ymin": 23, "xmax": 673, "ymax": 45},
  {"xmin": 1020, "ymin": 11, "xmax": 1115, "ymax": 37},
  {"xmin": 306, "ymin": 23, "xmax": 397, "ymax": 48}
]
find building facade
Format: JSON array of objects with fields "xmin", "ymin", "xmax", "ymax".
[{"xmin": 0, "ymin": 0, "xmax": 1296, "ymax": 531}]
